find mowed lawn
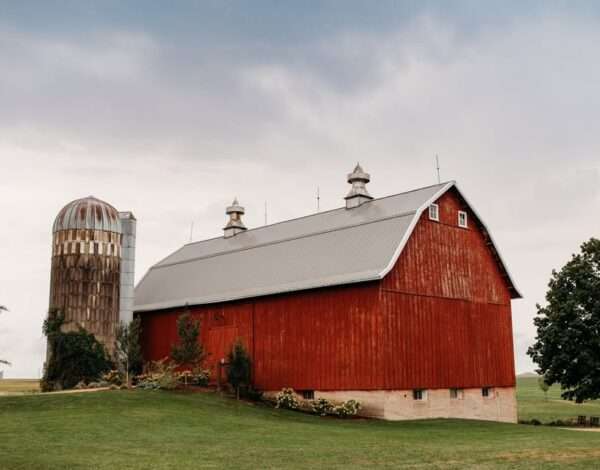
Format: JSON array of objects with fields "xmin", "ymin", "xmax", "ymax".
[{"xmin": 1, "ymin": 388, "xmax": 600, "ymax": 469}]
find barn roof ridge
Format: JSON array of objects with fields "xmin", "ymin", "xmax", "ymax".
[
  {"xmin": 155, "ymin": 210, "xmax": 417, "ymax": 270},
  {"xmin": 180, "ymin": 180, "xmax": 454, "ymax": 248},
  {"xmin": 135, "ymin": 179, "xmax": 520, "ymax": 312}
]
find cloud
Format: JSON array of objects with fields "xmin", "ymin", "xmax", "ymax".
[{"xmin": 1, "ymin": 6, "xmax": 600, "ymax": 376}]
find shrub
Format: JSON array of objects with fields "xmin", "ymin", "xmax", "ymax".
[
  {"xmin": 114, "ymin": 317, "xmax": 143, "ymax": 384},
  {"xmin": 42, "ymin": 309, "xmax": 113, "ymax": 391},
  {"xmin": 102, "ymin": 369, "xmax": 124, "ymax": 386},
  {"xmin": 192, "ymin": 369, "xmax": 210, "ymax": 386},
  {"xmin": 311, "ymin": 397, "xmax": 334, "ymax": 416},
  {"xmin": 171, "ymin": 310, "xmax": 206, "ymax": 368},
  {"xmin": 227, "ymin": 340, "xmax": 252, "ymax": 400},
  {"xmin": 242, "ymin": 387, "xmax": 263, "ymax": 401},
  {"xmin": 275, "ymin": 388, "xmax": 299, "ymax": 410},
  {"xmin": 135, "ymin": 358, "xmax": 178, "ymax": 390},
  {"xmin": 333, "ymin": 399, "xmax": 361, "ymax": 418}
]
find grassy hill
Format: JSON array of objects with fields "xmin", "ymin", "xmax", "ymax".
[
  {"xmin": 517, "ymin": 377, "xmax": 600, "ymax": 423},
  {"xmin": 1, "ymin": 388, "xmax": 599, "ymax": 469}
]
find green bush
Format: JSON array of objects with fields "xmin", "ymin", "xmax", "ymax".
[
  {"xmin": 333, "ymin": 399, "xmax": 361, "ymax": 418},
  {"xmin": 135, "ymin": 358, "xmax": 178, "ymax": 390},
  {"xmin": 175, "ymin": 369, "xmax": 210, "ymax": 386},
  {"xmin": 227, "ymin": 340, "xmax": 252, "ymax": 400},
  {"xmin": 311, "ymin": 397, "xmax": 334, "ymax": 416},
  {"xmin": 275, "ymin": 388, "xmax": 299, "ymax": 410},
  {"xmin": 102, "ymin": 369, "xmax": 124, "ymax": 386},
  {"xmin": 42, "ymin": 309, "xmax": 112, "ymax": 391}
]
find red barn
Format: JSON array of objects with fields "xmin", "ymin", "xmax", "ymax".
[{"xmin": 135, "ymin": 165, "xmax": 520, "ymax": 422}]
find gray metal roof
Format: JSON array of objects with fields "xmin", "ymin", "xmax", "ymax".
[
  {"xmin": 134, "ymin": 181, "xmax": 520, "ymax": 312},
  {"xmin": 53, "ymin": 196, "xmax": 122, "ymax": 233}
]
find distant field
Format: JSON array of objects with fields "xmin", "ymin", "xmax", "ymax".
[
  {"xmin": 0, "ymin": 379, "xmax": 40, "ymax": 394},
  {"xmin": 517, "ymin": 377, "xmax": 600, "ymax": 424}
]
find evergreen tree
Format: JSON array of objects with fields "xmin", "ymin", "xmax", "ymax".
[
  {"xmin": 227, "ymin": 340, "xmax": 252, "ymax": 400},
  {"xmin": 528, "ymin": 238, "xmax": 600, "ymax": 403},
  {"xmin": 171, "ymin": 311, "xmax": 205, "ymax": 368},
  {"xmin": 114, "ymin": 317, "xmax": 143, "ymax": 384}
]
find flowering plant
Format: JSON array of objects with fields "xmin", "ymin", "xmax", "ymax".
[
  {"xmin": 275, "ymin": 388, "xmax": 299, "ymax": 410},
  {"xmin": 333, "ymin": 399, "xmax": 361, "ymax": 418},
  {"xmin": 311, "ymin": 397, "xmax": 334, "ymax": 416},
  {"xmin": 102, "ymin": 369, "xmax": 124, "ymax": 386}
]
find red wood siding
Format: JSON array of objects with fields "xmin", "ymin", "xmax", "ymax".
[
  {"xmin": 383, "ymin": 189, "xmax": 511, "ymax": 305},
  {"xmin": 140, "ymin": 189, "xmax": 516, "ymax": 390}
]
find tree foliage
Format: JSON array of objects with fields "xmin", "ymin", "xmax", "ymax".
[
  {"xmin": 170, "ymin": 310, "xmax": 205, "ymax": 367},
  {"xmin": 42, "ymin": 309, "xmax": 112, "ymax": 391},
  {"xmin": 114, "ymin": 317, "xmax": 143, "ymax": 382},
  {"xmin": 227, "ymin": 340, "xmax": 252, "ymax": 400},
  {"xmin": 527, "ymin": 238, "xmax": 600, "ymax": 403}
]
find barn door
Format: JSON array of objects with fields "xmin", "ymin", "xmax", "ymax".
[{"xmin": 206, "ymin": 326, "xmax": 238, "ymax": 380}]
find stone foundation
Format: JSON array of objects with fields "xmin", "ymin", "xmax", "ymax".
[{"xmin": 266, "ymin": 387, "xmax": 517, "ymax": 423}]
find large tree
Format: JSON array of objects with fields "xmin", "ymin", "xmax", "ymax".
[{"xmin": 528, "ymin": 238, "xmax": 600, "ymax": 403}]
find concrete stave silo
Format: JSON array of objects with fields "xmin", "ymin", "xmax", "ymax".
[{"xmin": 49, "ymin": 196, "xmax": 135, "ymax": 355}]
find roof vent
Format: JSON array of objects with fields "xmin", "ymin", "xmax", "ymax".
[
  {"xmin": 224, "ymin": 198, "xmax": 247, "ymax": 238},
  {"xmin": 345, "ymin": 163, "xmax": 373, "ymax": 209}
]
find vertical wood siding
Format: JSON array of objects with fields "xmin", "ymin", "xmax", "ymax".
[{"xmin": 140, "ymin": 190, "xmax": 516, "ymax": 390}]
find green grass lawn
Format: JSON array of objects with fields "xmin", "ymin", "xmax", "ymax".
[
  {"xmin": 1, "ymin": 389, "xmax": 599, "ymax": 469},
  {"xmin": 517, "ymin": 377, "xmax": 600, "ymax": 423}
]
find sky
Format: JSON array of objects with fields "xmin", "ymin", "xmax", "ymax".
[{"xmin": 1, "ymin": 1, "xmax": 599, "ymax": 378}]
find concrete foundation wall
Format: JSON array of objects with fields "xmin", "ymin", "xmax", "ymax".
[{"xmin": 267, "ymin": 387, "xmax": 517, "ymax": 423}]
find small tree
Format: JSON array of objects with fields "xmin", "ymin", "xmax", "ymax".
[
  {"xmin": 227, "ymin": 340, "xmax": 252, "ymax": 400},
  {"xmin": 538, "ymin": 375, "xmax": 550, "ymax": 401},
  {"xmin": 0, "ymin": 305, "xmax": 9, "ymax": 366},
  {"xmin": 114, "ymin": 317, "xmax": 143, "ymax": 385},
  {"xmin": 528, "ymin": 238, "xmax": 600, "ymax": 403},
  {"xmin": 42, "ymin": 309, "xmax": 112, "ymax": 391},
  {"xmin": 171, "ymin": 311, "xmax": 205, "ymax": 370}
]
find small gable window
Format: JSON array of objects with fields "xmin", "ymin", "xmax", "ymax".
[
  {"xmin": 458, "ymin": 210, "xmax": 468, "ymax": 228},
  {"xmin": 429, "ymin": 204, "xmax": 439, "ymax": 222}
]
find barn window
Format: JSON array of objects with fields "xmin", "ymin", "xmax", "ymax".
[
  {"xmin": 458, "ymin": 210, "xmax": 468, "ymax": 228},
  {"xmin": 301, "ymin": 390, "xmax": 315, "ymax": 400},
  {"xmin": 450, "ymin": 388, "xmax": 464, "ymax": 400},
  {"xmin": 413, "ymin": 389, "xmax": 427, "ymax": 401},
  {"xmin": 482, "ymin": 387, "xmax": 493, "ymax": 398},
  {"xmin": 428, "ymin": 204, "xmax": 439, "ymax": 221}
]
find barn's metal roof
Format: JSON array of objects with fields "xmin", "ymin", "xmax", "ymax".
[
  {"xmin": 134, "ymin": 181, "xmax": 520, "ymax": 312},
  {"xmin": 53, "ymin": 196, "xmax": 122, "ymax": 233}
]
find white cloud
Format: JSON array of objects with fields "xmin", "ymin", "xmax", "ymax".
[{"xmin": 1, "ymin": 12, "xmax": 600, "ymax": 376}]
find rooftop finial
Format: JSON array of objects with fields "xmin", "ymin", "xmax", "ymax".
[
  {"xmin": 345, "ymin": 163, "xmax": 373, "ymax": 209},
  {"xmin": 224, "ymin": 198, "xmax": 247, "ymax": 238}
]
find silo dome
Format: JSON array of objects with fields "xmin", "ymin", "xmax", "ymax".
[{"xmin": 53, "ymin": 196, "xmax": 122, "ymax": 233}]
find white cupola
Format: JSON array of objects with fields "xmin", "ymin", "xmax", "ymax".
[
  {"xmin": 344, "ymin": 163, "xmax": 373, "ymax": 209},
  {"xmin": 223, "ymin": 198, "xmax": 247, "ymax": 238}
]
